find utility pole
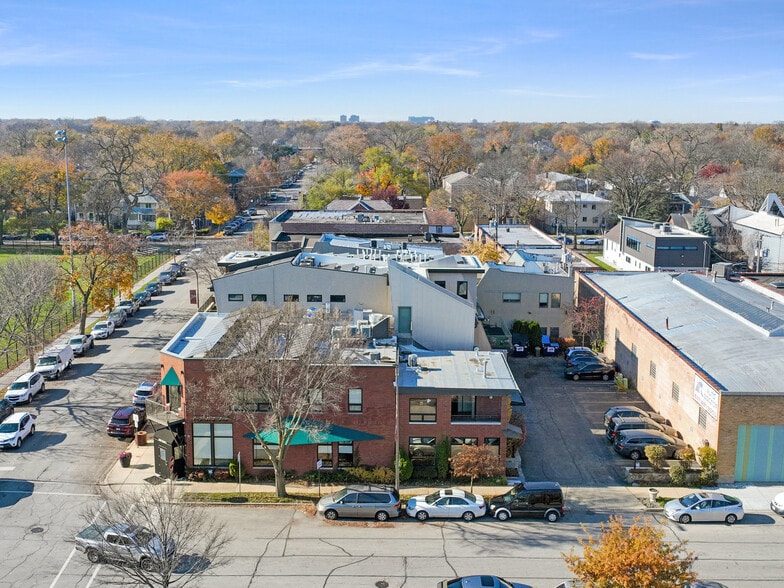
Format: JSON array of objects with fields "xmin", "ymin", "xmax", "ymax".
[{"xmin": 55, "ymin": 129, "xmax": 76, "ymax": 311}]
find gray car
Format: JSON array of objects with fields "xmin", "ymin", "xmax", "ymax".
[
  {"xmin": 606, "ymin": 415, "xmax": 681, "ymax": 443},
  {"xmin": 316, "ymin": 484, "xmax": 401, "ymax": 521},
  {"xmin": 613, "ymin": 429, "xmax": 690, "ymax": 460}
]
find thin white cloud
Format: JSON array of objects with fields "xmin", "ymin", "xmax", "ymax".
[
  {"xmin": 221, "ymin": 56, "xmax": 478, "ymax": 89},
  {"xmin": 502, "ymin": 88, "xmax": 594, "ymax": 100},
  {"xmin": 630, "ymin": 52, "xmax": 690, "ymax": 61},
  {"xmin": 676, "ymin": 69, "xmax": 784, "ymax": 89}
]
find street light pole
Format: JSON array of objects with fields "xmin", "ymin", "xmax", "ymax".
[{"xmin": 55, "ymin": 129, "xmax": 76, "ymax": 310}]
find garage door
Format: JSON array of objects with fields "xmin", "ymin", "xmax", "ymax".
[{"xmin": 734, "ymin": 425, "xmax": 784, "ymax": 482}]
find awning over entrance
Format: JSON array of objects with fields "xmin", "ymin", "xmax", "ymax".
[
  {"xmin": 161, "ymin": 367, "xmax": 181, "ymax": 386},
  {"xmin": 502, "ymin": 423, "xmax": 524, "ymax": 439},
  {"xmin": 243, "ymin": 417, "xmax": 384, "ymax": 446}
]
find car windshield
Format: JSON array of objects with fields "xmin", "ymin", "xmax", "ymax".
[
  {"xmin": 135, "ymin": 390, "xmax": 151, "ymax": 397},
  {"xmin": 331, "ymin": 488, "xmax": 351, "ymax": 501},
  {"xmin": 110, "ymin": 417, "xmax": 130, "ymax": 426},
  {"xmin": 9, "ymin": 382, "xmax": 26, "ymax": 390},
  {"xmin": 95, "ymin": 323, "xmax": 107, "ymax": 329},
  {"xmin": 37, "ymin": 357, "xmax": 56, "ymax": 365},
  {"xmin": 134, "ymin": 528, "xmax": 154, "ymax": 546},
  {"xmin": 69, "ymin": 337, "xmax": 83, "ymax": 345},
  {"xmin": 679, "ymin": 493, "xmax": 704, "ymax": 507},
  {"xmin": 0, "ymin": 422, "xmax": 19, "ymax": 432},
  {"xmin": 424, "ymin": 491, "xmax": 443, "ymax": 504}
]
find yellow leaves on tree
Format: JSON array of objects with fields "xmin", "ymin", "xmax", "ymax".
[
  {"xmin": 448, "ymin": 444, "xmax": 504, "ymax": 492},
  {"xmin": 563, "ymin": 516, "xmax": 697, "ymax": 588},
  {"xmin": 206, "ymin": 197, "xmax": 237, "ymax": 227},
  {"xmin": 461, "ymin": 240, "xmax": 503, "ymax": 263},
  {"xmin": 60, "ymin": 222, "xmax": 139, "ymax": 335},
  {"xmin": 161, "ymin": 170, "xmax": 228, "ymax": 227}
]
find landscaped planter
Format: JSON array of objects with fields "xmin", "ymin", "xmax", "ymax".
[{"xmin": 625, "ymin": 467, "xmax": 702, "ymax": 486}]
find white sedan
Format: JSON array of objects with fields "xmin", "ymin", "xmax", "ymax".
[
  {"xmin": 663, "ymin": 491, "xmax": 744, "ymax": 524},
  {"xmin": 69, "ymin": 334, "xmax": 94, "ymax": 355},
  {"xmin": 406, "ymin": 488, "xmax": 486, "ymax": 521},
  {"xmin": 578, "ymin": 237, "xmax": 603, "ymax": 245},
  {"xmin": 91, "ymin": 320, "xmax": 116, "ymax": 339}
]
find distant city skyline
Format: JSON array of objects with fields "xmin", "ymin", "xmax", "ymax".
[{"xmin": 1, "ymin": 1, "xmax": 782, "ymax": 124}]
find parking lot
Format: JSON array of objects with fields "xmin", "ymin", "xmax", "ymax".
[{"xmin": 509, "ymin": 354, "xmax": 659, "ymax": 487}]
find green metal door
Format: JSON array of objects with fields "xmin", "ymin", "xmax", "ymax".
[{"xmin": 734, "ymin": 425, "xmax": 784, "ymax": 482}]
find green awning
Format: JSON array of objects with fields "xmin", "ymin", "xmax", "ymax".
[
  {"xmin": 160, "ymin": 367, "xmax": 181, "ymax": 386},
  {"xmin": 243, "ymin": 417, "xmax": 383, "ymax": 446}
]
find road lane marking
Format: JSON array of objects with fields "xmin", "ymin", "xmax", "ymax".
[{"xmin": 50, "ymin": 500, "xmax": 106, "ymax": 587}]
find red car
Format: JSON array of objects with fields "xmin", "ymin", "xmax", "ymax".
[{"xmin": 107, "ymin": 406, "xmax": 146, "ymax": 438}]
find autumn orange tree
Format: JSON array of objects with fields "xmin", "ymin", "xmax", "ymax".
[
  {"xmin": 449, "ymin": 445, "xmax": 504, "ymax": 492},
  {"xmin": 565, "ymin": 296, "xmax": 604, "ymax": 347},
  {"xmin": 160, "ymin": 170, "xmax": 228, "ymax": 230},
  {"xmin": 563, "ymin": 515, "xmax": 697, "ymax": 588},
  {"xmin": 60, "ymin": 222, "xmax": 139, "ymax": 334}
]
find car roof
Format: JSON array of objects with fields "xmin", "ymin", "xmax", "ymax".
[
  {"xmin": 618, "ymin": 429, "xmax": 672, "ymax": 440},
  {"xmin": 136, "ymin": 381, "xmax": 158, "ymax": 391},
  {"xmin": 112, "ymin": 406, "xmax": 141, "ymax": 418},
  {"xmin": 611, "ymin": 416, "xmax": 654, "ymax": 425},
  {"xmin": 14, "ymin": 372, "xmax": 38, "ymax": 382},
  {"xmin": 3, "ymin": 411, "xmax": 31, "ymax": 423}
]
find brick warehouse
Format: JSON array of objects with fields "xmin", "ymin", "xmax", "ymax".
[{"xmin": 579, "ymin": 270, "xmax": 784, "ymax": 482}]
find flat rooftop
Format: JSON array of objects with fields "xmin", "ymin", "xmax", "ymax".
[{"xmin": 586, "ymin": 271, "xmax": 784, "ymax": 394}]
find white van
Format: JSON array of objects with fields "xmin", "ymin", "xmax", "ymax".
[{"xmin": 34, "ymin": 345, "xmax": 74, "ymax": 380}]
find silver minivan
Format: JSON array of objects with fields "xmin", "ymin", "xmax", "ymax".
[{"xmin": 316, "ymin": 484, "xmax": 401, "ymax": 521}]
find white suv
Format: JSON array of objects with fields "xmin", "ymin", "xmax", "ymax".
[
  {"xmin": 132, "ymin": 381, "xmax": 160, "ymax": 406},
  {"xmin": 5, "ymin": 372, "xmax": 45, "ymax": 404}
]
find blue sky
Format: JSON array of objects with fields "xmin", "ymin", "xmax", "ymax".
[{"xmin": 2, "ymin": 0, "xmax": 782, "ymax": 123}]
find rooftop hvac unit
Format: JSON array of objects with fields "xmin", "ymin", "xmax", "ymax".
[
  {"xmin": 368, "ymin": 351, "xmax": 381, "ymax": 361},
  {"xmin": 661, "ymin": 224, "xmax": 672, "ymax": 233}
]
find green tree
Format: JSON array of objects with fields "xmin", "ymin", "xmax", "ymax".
[
  {"xmin": 564, "ymin": 515, "xmax": 697, "ymax": 588},
  {"xmin": 690, "ymin": 208, "xmax": 713, "ymax": 237}
]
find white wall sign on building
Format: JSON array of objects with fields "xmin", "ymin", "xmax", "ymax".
[{"xmin": 693, "ymin": 375, "xmax": 719, "ymax": 421}]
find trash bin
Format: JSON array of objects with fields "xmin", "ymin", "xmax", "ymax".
[
  {"xmin": 135, "ymin": 431, "xmax": 147, "ymax": 447},
  {"xmin": 535, "ymin": 346, "xmax": 541, "ymax": 357}
]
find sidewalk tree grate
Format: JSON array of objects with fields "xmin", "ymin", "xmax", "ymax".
[{"xmin": 144, "ymin": 475, "xmax": 167, "ymax": 485}]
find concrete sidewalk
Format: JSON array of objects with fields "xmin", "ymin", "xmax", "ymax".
[{"xmin": 102, "ymin": 428, "xmax": 782, "ymax": 517}]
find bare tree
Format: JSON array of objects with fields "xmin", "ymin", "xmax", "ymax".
[
  {"xmin": 597, "ymin": 151, "xmax": 671, "ymax": 220},
  {"xmin": 79, "ymin": 484, "xmax": 232, "ymax": 587},
  {"xmin": 0, "ymin": 256, "xmax": 64, "ymax": 370},
  {"xmin": 193, "ymin": 303, "xmax": 361, "ymax": 497}
]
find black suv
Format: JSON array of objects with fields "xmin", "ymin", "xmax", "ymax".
[
  {"xmin": 488, "ymin": 481, "xmax": 564, "ymax": 522},
  {"xmin": 0, "ymin": 398, "xmax": 14, "ymax": 422}
]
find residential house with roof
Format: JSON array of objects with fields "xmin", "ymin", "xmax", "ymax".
[
  {"xmin": 726, "ymin": 193, "xmax": 784, "ymax": 272},
  {"xmin": 538, "ymin": 190, "xmax": 612, "ymax": 237},
  {"xmin": 147, "ymin": 312, "xmax": 523, "ymax": 478},
  {"xmin": 602, "ymin": 217, "xmax": 711, "ymax": 271},
  {"xmin": 580, "ymin": 270, "xmax": 784, "ymax": 482},
  {"xmin": 325, "ymin": 197, "xmax": 393, "ymax": 212}
]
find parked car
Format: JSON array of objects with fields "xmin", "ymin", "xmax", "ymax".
[
  {"xmin": 487, "ymin": 482, "xmax": 564, "ymax": 522},
  {"xmin": 32, "ymin": 232, "xmax": 55, "ymax": 241},
  {"xmin": 145, "ymin": 281, "xmax": 162, "ymax": 296},
  {"xmin": 91, "ymin": 320, "xmax": 115, "ymax": 339},
  {"xmin": 439, "ymin": 576, "xmax": 533, "ymax": 588},
  {"xmin": 169, "ymin": 263, "xmax": 184, "ymax": 277},
  {"xmin": 406, "ymin": 488, "xmax": 486, "ymax": 521},
  {"xmin": 685, "ymin": 582, "xmax": 730, "ymax": 588},
  {"xmin": 0, "ymin": 398, "xmax": 14, "ymax": 422},
  {"xmin": 117, "ymin": 298, "xmax": 139, "ymax": 316},
  {"xmin": 555, "ymin": 235, "xmax": 573, "ymax": 244},
  {"xmin": 663, "ymin": 491, "xmax": 744, "ymax": 524},
  {"xmin": 145, "ymin": 232, "xmax": 167, "ymax": 242},
  {"xmin": 106, "ymin": 406, "xmax": 146, "ymax": 438},
  {"xmin": 74, "ymin": 523, "xmax": 175, "ymax": 570},
  {"xmin": 34, "ymin": 345, "xmax": 74, "ymax": 380},
  {"xmin": 69, "ymin": 334, "xmax": 94, "ymax": 355},
  {"xmin": 612, "ymin": 429, "xmax": 690, "ymax": 460},
  {"xmin": 771, "ymin": 491, "xmax": 784, "ymax": 516},
  {"xmin": 563, "ymin": 347, "xmax": 596, "ymax": 362},
  {"xmin": 564, "ymin": 362, "xmax": 616, "ymax": 381},
  {"xmin": 4, "ymin": 372, "xmax": 45, "ymax": 404},
  {"xmin": 565, "ymin": 354, "xmax": 607, "ymax": 368},
  {"xmin": 578, "ymin": 237, "xmax": 603, "ymax": 246},
  {"xmin": 2, "ymin": 234, "xmax": 23, "ymax": 241},
  {"xmin": 0, "ymin": 412, "xmax": 36, "ymax": 449},
  {"xmin": 316, "ymin": 484, "xmax": 401, "ymax": 521},
  {"xmin": 134, "ymin": 290, "xmax": 151, "ymax": 306},
  {"xmin": 108, "ymin": 308, "xmax": 128, "ymax": 327},
  {"xmin": 606, "ymin": 415, "xmax": 681, "ymax": 442},
  {"xmin": 158, "ymin": 271, "xmax": 173, "ymax": 285},
  {"xmin": 603, "ymin": 405, "xmax": 667, "ymax": 427},
  {"xmin": 132, "ymin": 381, "xmax": 160, "ymax": 406}
]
